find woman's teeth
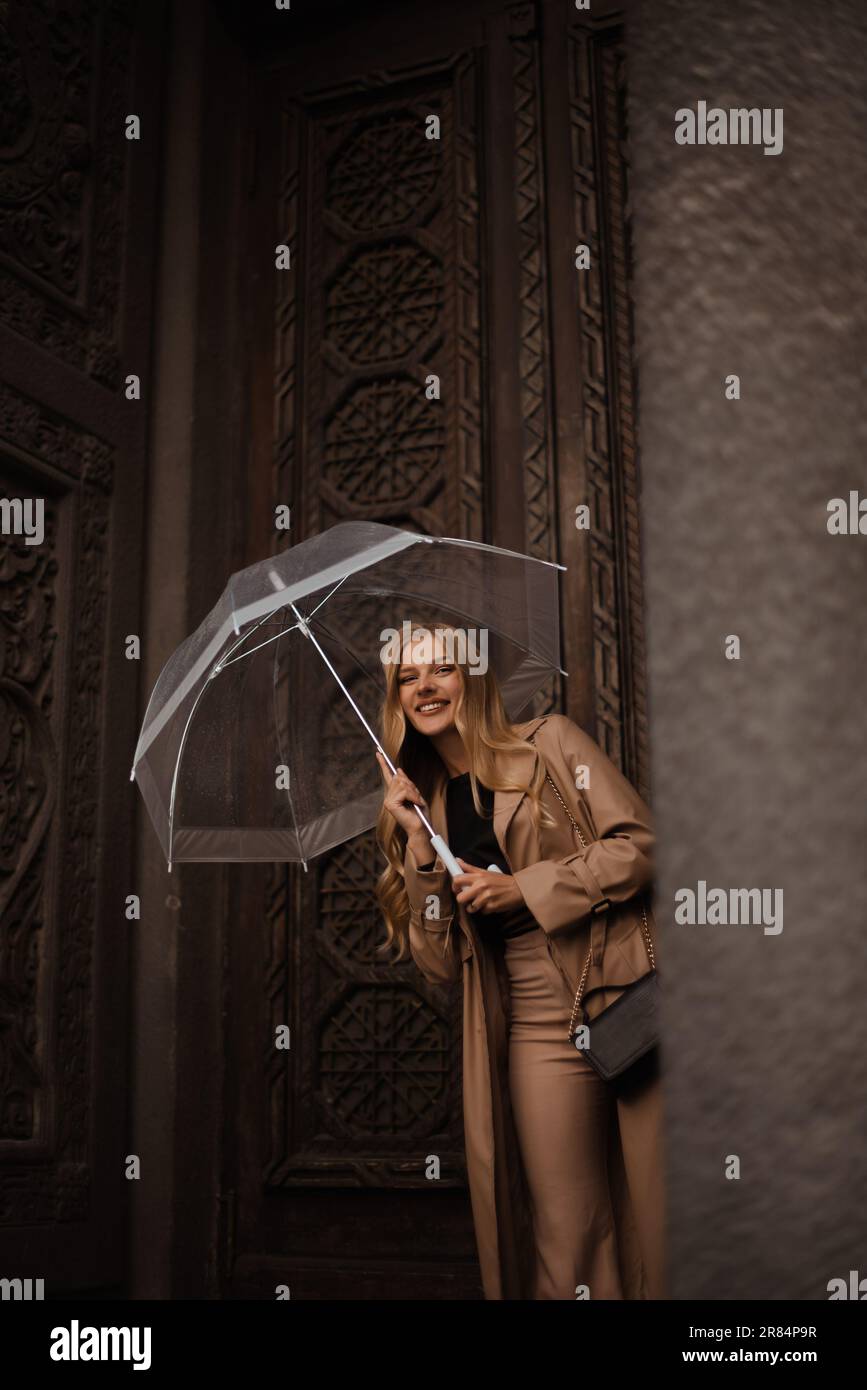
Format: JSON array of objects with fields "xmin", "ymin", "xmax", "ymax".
[{"xmin": 418, "ymin": 701, "xmax": 447, "ymax": 714}]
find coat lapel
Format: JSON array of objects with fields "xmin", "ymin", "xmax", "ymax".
[{"xmin": 491, "ymin": 716, "xmax": 548, "ymax": 857}]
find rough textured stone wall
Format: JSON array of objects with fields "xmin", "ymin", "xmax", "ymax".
[{"xmin": 628, "ymin": 0, "xmax": 867, "ymax": 1299}]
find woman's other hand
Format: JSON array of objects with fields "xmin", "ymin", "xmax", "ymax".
[{"xmin": 453, "ymin": 858, "xmax": 526, "ymax": 915}]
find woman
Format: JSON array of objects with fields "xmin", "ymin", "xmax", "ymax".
[{"xmin": 374, "ymin": 622, "xmax": 667, "ymax": 1300}]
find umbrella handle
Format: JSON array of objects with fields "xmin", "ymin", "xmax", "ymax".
[
  {"xmin": 428, "ymin": 835, "xmax": 506, "ymax": 881},
  {"xmin": 422, "ymin": 834, "xmax": 469, "ymax": 878},
  {"xmin": 428, "ymin": 834, "xmax": 464, "ymax": 879}
]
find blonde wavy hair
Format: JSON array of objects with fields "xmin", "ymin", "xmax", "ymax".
[{"xmin": 374, "ymin": 619, "xmax": 556, "ymax": 960}]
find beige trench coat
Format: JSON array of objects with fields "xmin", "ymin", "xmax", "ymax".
[{"xmin": 404, "ymin": 713, "xmax": 666, "ymax": 1300}]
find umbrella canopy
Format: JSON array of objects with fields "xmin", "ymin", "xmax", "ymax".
[{"xmin": 130, "ymin": 521, "xmax": 565, "ymax": 869}]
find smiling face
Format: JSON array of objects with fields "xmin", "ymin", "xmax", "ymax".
[{"xmin": 397, "ymin": 630, "xmax": 464, "ymax": 737}]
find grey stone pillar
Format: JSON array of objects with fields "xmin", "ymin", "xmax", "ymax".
[{"xmin": 628, "ymin": 0, "xmax": 867, "ymax": 1299}]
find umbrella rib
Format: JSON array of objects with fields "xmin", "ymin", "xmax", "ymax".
[
  {"xmin": 217, "ymin": 620, "xmax": 302, "ymax": 670},
  {"xmin": 424, "ymin": 534, "xmax": 568, "ymax": 570},
  {"xmin": 302, "ymin": 573, "xmax": 350, "ymax": 622},
  {"xmin": 220, "ymin": 610, "xmax": 275, "ymax": 665},
  {"xmin": 214, "ymin": 571, "xmax": 350, "ymax": 673}
]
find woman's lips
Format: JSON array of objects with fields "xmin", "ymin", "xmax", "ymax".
[{"xmin": 416, "ymin": 700, "xmax": 449, "ymax": 716}]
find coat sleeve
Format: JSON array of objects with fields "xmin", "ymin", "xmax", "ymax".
[
  {"xmin": 404, "ymin": 844, "xmax": 462, "ymax": 986},
  {"xmin": 510, "ymin": 714, "xmax": 655, "ymax": 937}
]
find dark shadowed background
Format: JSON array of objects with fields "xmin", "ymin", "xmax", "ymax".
[{"xmin": 0, "ymin": 0, "xmax": 864, "ymax": 1300}]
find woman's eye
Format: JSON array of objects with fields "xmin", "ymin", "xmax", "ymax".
[
  {"xmin": 398, "ymin": 674, "xmax": 414, "ymax": 684},
  {"xmin": 436, "ymin": 665, "xmax": 453, "ymax": 674}
]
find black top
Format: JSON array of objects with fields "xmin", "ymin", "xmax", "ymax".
[{"xmin": 442, "ymin": 773, "xmax": 536, "ymax": 938}]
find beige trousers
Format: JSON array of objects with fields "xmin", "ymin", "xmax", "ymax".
[{"xmin": 503, "ymin": 924, "xmax": 666, "ymax": 1300}]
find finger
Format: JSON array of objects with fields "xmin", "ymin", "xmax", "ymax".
[
  {"xmin": 454, "ymin": 870, "xmax": 481, "ymax": 889},
  {"xmin": 466, "ymin": 879, "xmax": 496, "ymax": 912},
  {"xmin": 394, "ymin": 771, "xmax": 422, "ymax": 802}
]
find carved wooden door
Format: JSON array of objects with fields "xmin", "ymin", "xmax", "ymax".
[
  {"xmin": 0, "ymin": 0, "xmax": 165, "ymax": 1292},
  {"xmin": 222, "ymin": 0, "xmax": 649, "ymax": 1299}
]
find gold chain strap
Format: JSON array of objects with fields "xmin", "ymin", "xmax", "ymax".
[{"xmin": 542, "ymin": 770, "xmax": 655, "ymax": 1040}]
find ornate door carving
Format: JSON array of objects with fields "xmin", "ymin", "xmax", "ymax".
[{"xmin": 0, "ymin": 0, "xmax": 163, "ymax": 1289}]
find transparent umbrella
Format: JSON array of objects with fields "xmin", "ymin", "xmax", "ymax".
[{"xmin": 130, "ymin": 520, "xmax": 566, "ymax": 874}]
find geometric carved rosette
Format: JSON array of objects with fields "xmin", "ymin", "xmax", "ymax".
[
  {"xmin": 325, "ymin": 242, "xmax": 443, "ymax": 365},
  {"xmin": 318, "ymin": 833, "xmax": 389, "ymax": 966},
  {"xmin": 321, "ymin": 986, "xmax": 451, "ymax": 1135},
  {"xmin": 327, "ymin": 112, "xmax": 440, "ymax": 233},
  {"xmin": 323, "ymin": 378, "xmax": 445, "ymax": 513}
]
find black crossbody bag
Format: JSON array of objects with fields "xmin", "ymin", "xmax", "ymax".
[{"xmin": 534, "ymin": 753, "xmax": 661, "ymax": 1083}]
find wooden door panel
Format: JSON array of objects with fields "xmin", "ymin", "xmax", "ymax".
[{"xmin": 0, "ymin": 0, "xmax": 166, "ymax": 1291}]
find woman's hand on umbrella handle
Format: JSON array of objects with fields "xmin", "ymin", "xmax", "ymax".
[
  {"xmin": 376, "ymin": 750, "xmax": 431, "ymax": 837},
  {"xmin": 453, "ymin": 858, "xmax": 526, "ymax": 915}
]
